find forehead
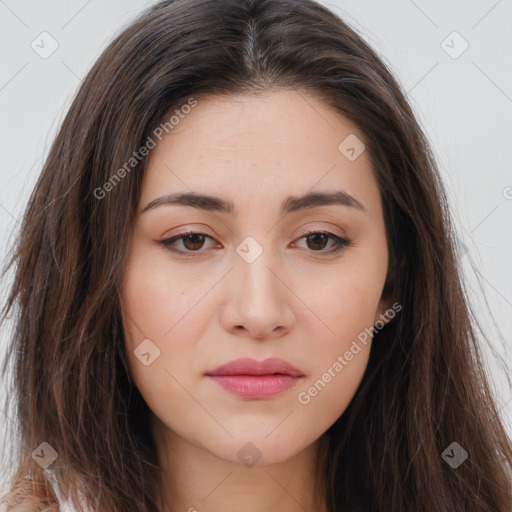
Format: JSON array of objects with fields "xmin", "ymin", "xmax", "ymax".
[{"xmin": 139, "ymin": 89, "xmax": 382, "ymax": 221}]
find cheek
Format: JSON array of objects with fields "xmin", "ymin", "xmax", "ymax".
[
  {"xmin": 121, "ymin": 253, "xmax": 207, "ymax": 347},
  {"xmin": 294, "ymin": 286, "xmax": 374, "ymax": 429},
  {"xmin": 297, "ymin": 346, "xmax": 371, "ymax": 426},
  {"xmin": 302, "ymin": 269, "xmax": 383, "ymax": 346},
  {"xmin": 292, "ymin": 263, "xmax": 383, "ymax": 418},
  {"xmin": 292, "ymin": 229, "xmax": 388, "ymax": 340},
  {"xmin": 119, "ymin": 255, "xmax": 202, "ymax": 397}
]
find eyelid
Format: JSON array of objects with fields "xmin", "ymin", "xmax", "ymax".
[{"xmin": 294, "ymin": 223, "xmax": 347, "ymax": 240}]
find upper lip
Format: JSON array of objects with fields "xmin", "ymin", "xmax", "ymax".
[{"xmin": 205, "ymin": 357, "xmax": 304, "ymax": 377}]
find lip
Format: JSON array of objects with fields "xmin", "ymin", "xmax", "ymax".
[{"xmin": 205, "ymin": 357, "xmax": 304, "ymax": 399}]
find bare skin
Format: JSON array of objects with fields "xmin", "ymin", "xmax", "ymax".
[{"xmin": 120, "ymin": 89, "xmax": 392, "ymax": 512}]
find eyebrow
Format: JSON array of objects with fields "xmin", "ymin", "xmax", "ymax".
[{"xmin": 140, "ymin": 190, "xmax": 368, "ymax": 216}]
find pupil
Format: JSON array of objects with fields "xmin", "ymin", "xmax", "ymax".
[
  {"xmin": 184, "ymin": 234, "xmax": 205, "ymax": 250},
  {"xmin": 308, "ymin": 233, "xmax": 327, "ymax": 250}
]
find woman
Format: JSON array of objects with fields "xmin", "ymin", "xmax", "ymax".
[{"xmin": 1, "ymin": 0, "xmax": 511, "ymax": 511}]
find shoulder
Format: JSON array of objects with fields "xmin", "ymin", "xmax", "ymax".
[
  {"xmin": 46, "ymin": 470, "xmax": 91, "ymax": 512},
  {"xmin": 0, "ymin": 476, "xmax": 83, "ymax": 512},
  {"xmin": 55, "ymin": 489, "xmax": 90, "ymax": 512},
  {"xmin": 59, "ymin": 501, "xmax": 79, "ymax": 512}
]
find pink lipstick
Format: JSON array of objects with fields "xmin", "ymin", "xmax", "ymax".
[{"xmin": 205, "ymin": 357, "xmax": 304, "ymax": 399}]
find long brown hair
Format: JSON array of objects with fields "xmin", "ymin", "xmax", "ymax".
[{"xmin": 1, "ymin": 0, "xmax": 511, "ymax": 510}]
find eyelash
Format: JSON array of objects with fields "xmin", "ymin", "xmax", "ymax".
[{"xmin": 158, "ymin": 229, "xmax": 351, "ymax": 257}]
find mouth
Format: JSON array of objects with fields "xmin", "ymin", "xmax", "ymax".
[{"xmin": 205, "ymin": 357, "xmax": 304, "ymax": 400}]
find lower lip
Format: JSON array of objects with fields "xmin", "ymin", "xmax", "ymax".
[{"xmin": 206, "ymin": 374, "xmax": 302, "ymax": 399}]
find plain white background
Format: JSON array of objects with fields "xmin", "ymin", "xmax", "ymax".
[{"xmin": 0, "ymin": 0, "xmax": 511, "ymax": 487}]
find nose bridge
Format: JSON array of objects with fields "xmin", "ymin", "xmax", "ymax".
[
  {"xmin": 223, "ymin": 233, "xmax": 293, "ymax": 337},
  {"xmin": 234, "ymin": 234, "xmax": 282, "ymax": 308}
]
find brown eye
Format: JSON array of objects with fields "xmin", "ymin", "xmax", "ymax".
[
  {"xmin": 305, "ymin": 233, "xmax": 329, "ymax": 251},
  {"xmin": 159, "ymin": 231, "xmax": 221, "ymax": 256},
  {"xmin": 293, "ymin": 230, "xmax": 351, "ymax": 255},
  {"xmin": 181, "ymin": 233, "xmax": 206, "ymax": 251}
]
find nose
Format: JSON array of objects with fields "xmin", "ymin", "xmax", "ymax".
[{"xmin": 219, "ymin": 244, "xmax": 295, "ymax": 340}]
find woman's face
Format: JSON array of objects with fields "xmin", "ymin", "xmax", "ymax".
[{"xmin": 120, "ymin": 89, "xmax": 391, "ymax": 465}]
